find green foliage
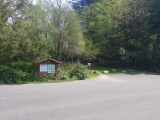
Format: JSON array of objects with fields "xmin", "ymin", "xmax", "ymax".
[
  {"xmin": 82, "ymin": 39, "xmax": 99, "ymax": 61},
  {"xmin": 60, "ymin": 75, "xmax": 70, "ymax": 80},
  {"xmin": 0, "ymin": 61, "xmax": 89, "ymax": 84},
  {"xmin": 118, "ymin": 47, "xmax": 129, "ymax": 60},
  {"xmin": 69, "ymin": 0, "xmax": 101, "ymax": 14},
  {"xmin": 9, "ymin": 61, "xmax": 35, "ymax": 73},
  {"xmin": 81, "ymin": 0, "xmax": 159, "ymax": 68},
  {"xmin": 72, "ymin": 65, "xmax": 89, "ymax": 80},
  {"xmin": 57, "ymin": 63, "xmax": 70, "ymax": 80},
  {"xmin": 57, "ymin": 63, "xmax": 89, "ymax": 80},
  {"xmin": 0, "ymin": 61, "xmax": 37, "ymax": 84},
  {"xmin": 0, "ymin": 1, "xmax": 51, "ymax": 64},
  {"xmin": 0, "ymin": 65, "xmax": 36, "ymax": 84},
  {"xmin": 42, "ymin": 1, "xmax": 85, "ymax": 61},
  {"xmin": 40, "ymin": 74, "xmax": 55, "ymax": 81},
  {"xmin": 89, "ymin": 72, "xmax": 99, "ymax": 78}
]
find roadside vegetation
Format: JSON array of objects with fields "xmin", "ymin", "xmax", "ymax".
[
  {"xmin": 90, "ymin": 65, "xmax": 158, "ymax": 75},
  {"xmin": 0, "ymin": 61, "xmax": 90, "ymax": 84},
  {"xmin": 0, "ymin": 62, "xmax": 158, "ymax": 84}
]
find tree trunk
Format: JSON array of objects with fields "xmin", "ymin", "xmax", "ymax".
[{"xmin": 134, "ymin": 59, "xmax": 137, "ymax": 68}]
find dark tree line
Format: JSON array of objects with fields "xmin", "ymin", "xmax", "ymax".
[{"xmin": 69, "ymin": 0, "xmax": 160, "ymax": 69}]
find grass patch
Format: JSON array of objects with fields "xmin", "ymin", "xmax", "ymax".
[
  {"xmin": 26, "ymin": 79, "xmax": 76, "ymax": 84},
  {"xmin": 90, "ymin": 65, "xmax": 107, "ymax": 73},
  {"xmin": 88, "ymin": 71, "xmax": 100, "ymax": 78},
  {"xmin": 24, "ymin": 71, "xmax": 98, "ymax": 84},
  {"xmin": 90, "ymin": 65, "xmax": 159, "ymax": 75},
  {"xmin": 126, "ymin": 70, "xmax": 159, "ymax": 75},
  {"xmin": 90, "ymin": 65, "xmax": 123, "ymax": 74}
]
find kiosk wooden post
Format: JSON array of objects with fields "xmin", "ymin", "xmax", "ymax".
[{"xmin": 87, "ymin": 63, "xmax": 91, "ymax": 73}]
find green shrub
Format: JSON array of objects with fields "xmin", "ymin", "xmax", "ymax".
[
  {"xmin": 40, "ymin": 74, "xmax": 55, "ymax": 81},
  {"xmin": 60, "ymin": 75, "xmax": 69, "ymax": 80},
  {"xmin": 57, "ymin": 63, "xmax": 89, "ymax": 80},
  {"xmin": 0, "ymin": 62, "xmax": 90, "ymax": 84},
  {"xmin": 57, "ymin": 64, "xmax": 70, "ymax": 80},
  {"xmin": 71, "ymin": 76, "xmax": 78, "ymax": 80},
  {"xmin": 25, "ymin": 73, "xmax": 37, "ymax": 82},
  {"xmin": 9, "ymin": 61, "xmax": 36, "ymax": 73},
  {"xmin": 0, "ymin": 65, "xmax": 36, "ymax": 84},
  {"xmin": 72, "ymin": 65, "xmax": 89, "ymax": 80}
]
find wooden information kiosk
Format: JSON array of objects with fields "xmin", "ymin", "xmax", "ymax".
[{"xmin": 36, "ymin": 58, "xmax": 61, "ymax": 80}]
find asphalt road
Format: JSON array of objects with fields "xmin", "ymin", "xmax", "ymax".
[{"xmin": 0, "ymin": 74, "xmax": 160, "ymax": 120}]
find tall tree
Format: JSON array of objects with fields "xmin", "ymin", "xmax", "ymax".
[
  {"xmin": 82, "ymin": 0, "xmax": 122, "ymax": 64},
  {"xmin": 150, "ymin": 0, "xmax": 160, "ymax": 64},
  {"xmin": 44, "ymin": 0, "xmax": 85, "ymax": 61},
  {"xmin": 68, "ymin": 0, "xmax": 101, "ymax": 14},
  {"xmin": 149, "ymin": 0, "xmax": 160, "ymax": 34},
  {"xmin": 0, "ymin": 0, "xmax": 50, "ymax": 63},
  {"xmin": 120, "ymin": 0, "xmax": 154, "ymax": 67}
]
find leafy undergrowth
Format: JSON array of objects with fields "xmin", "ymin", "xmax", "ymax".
[
  {"xmin": 0, "ymin": 62, "xmax": 90, "ymax": 84},
  {"xmin": 88, "ymin": 71, "xmax": 100, "ymax": 78}
]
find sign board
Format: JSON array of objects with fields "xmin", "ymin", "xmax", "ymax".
[
  {"xmin": 40, "ymin": 64, "xmax": 47, "ymax": 72},
  {"xmin": 48, "ymin": 64, "xmax": 55, "ymax": 73},
  {"xmin": 40, "ymin": 64, "xmax": 55, "ymax": 73},
  {"xmin": 88, "ymin": 63, "xmax": 91, "ymax": 66}
]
